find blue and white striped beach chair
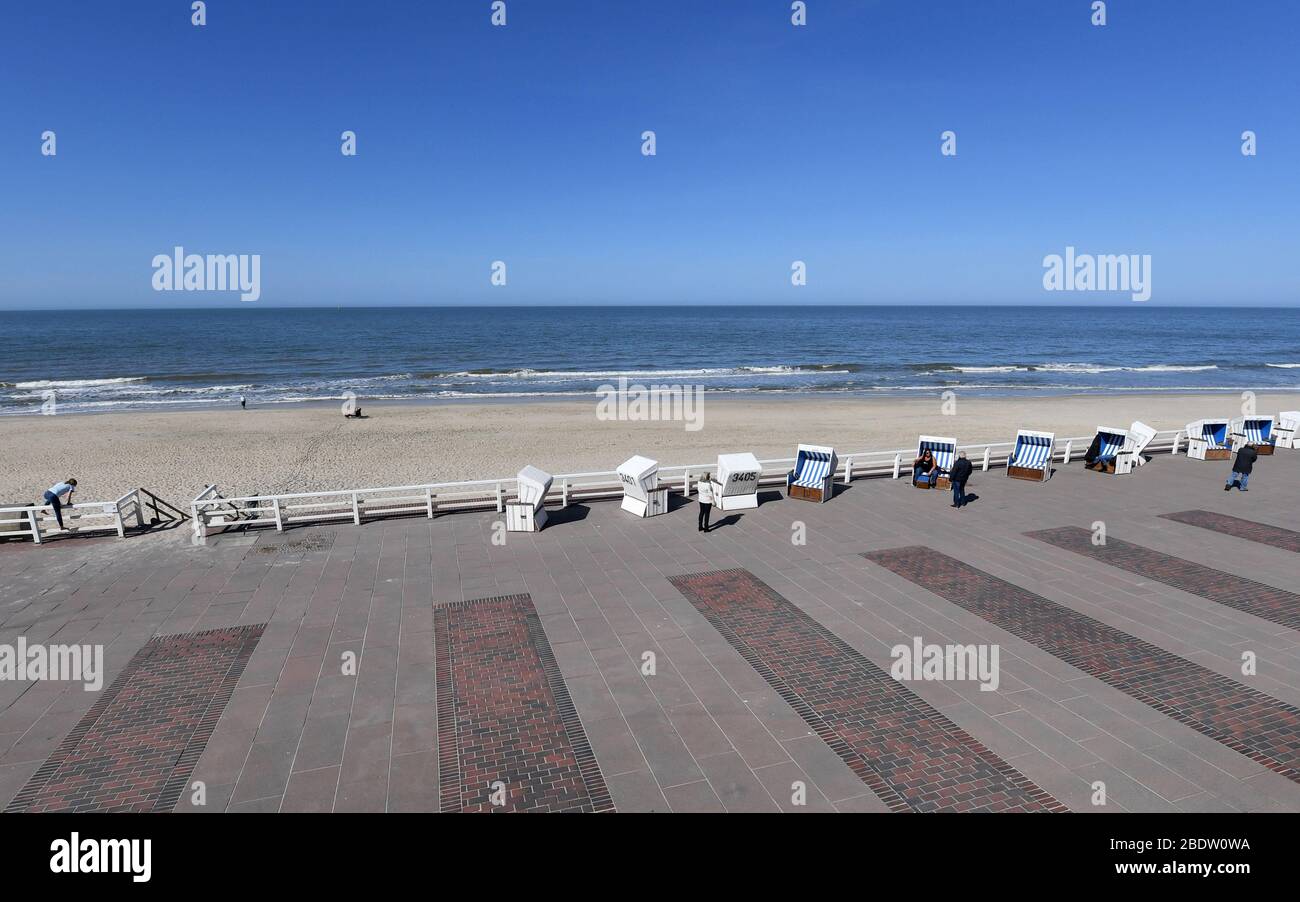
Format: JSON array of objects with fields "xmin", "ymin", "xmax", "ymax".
[
  {"xmin": 1085, "ymin": 426, "xmax": 1128, "ymax": 473},
  {"xmin": 786, "ymin": 444, "xmax": 837, "ymax": 503},
  {"xmin": 1275, "ymin": 411, "xmax": 1300, "ymax": 450},
  {"xmin": 1185, "ymin": 418, "xmax": 1232, "ymax": 460},
  {"xmin": 912, "ymin": 436, "xmax": 956, "ymax": 489},
  {"xmin": 1007, "ymin": 430, "xmax": 1055, "ymax": 482},
  {"xmin": 1231, "ymin": 415, "xmax": 1276, "ymax": 455}
]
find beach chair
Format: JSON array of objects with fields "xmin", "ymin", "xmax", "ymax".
[
  {"xmin": 786, "ymin": 444, "xmax": 837, "ymax": 502},
  {"xmin": 1184, "ymin": 418, "xmax": 1232, "ymax": 460},
  {"xmin": 715, "ymin": 453, "xmax": 763, "ymax": 511},
  {"xmin": 1117, "ymin": 421, "xmax": 1156, "ymax": 472},
  {"xmin": 1006, "ymin": 430, "xmax": 1054, "ymax": 482},
  {"xmin": 1083, "ymin": 426, "xmax": 1129, "ymax": 474},
  {"xmin": 912, "ymin": 436, "xmax": 956, "ymax": 489},
  {"xmin": 1230, "ymin": 415, "xmax": 1277, "ymax": 456},
  {"xmin": 506, "ymin": 465, "xmax": 551, "ymax": 532},
  {"xmin": 1274, "ymin": 411, "xmax": 1300, "ymax": 450},
  {"xmin": 618, "ymin": 455, "xmax": 668, "ymax": 518}
]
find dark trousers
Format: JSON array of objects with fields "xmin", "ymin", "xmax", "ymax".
[
  {"xmin": 698, "ymin": 503, "xmax": 712, "ymax": 530},
  {"xmin": 951, "ymin": 481, "xmax": 968, "ymax": 507},
  {"xmin": 43, "ymin": 491, "xmax": 64, "ymax": 529}
]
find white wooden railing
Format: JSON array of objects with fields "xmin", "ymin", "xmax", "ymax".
[
  {"xmin": 1, "ymin": 487, "xmax": 160, "ymax": 545},
  {"xmin": 188, "ymin": 429, "xmax": 1187, "ymax": 544}
]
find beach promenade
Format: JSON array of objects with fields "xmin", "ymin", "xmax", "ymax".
[{"xmin": 2, "ymin": 450, "xmax": 1298, "ymax": 813}]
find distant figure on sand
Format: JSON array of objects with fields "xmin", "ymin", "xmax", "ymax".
[
  {"xmin": 1225, "ymin": 444, "xmax": 1257, "ymax": 492},
  {"xmin": 43, "ymin": 478, "xmax": 77, "ymax": 530},
  {"xmin": 912, "ymin": 448, "xmax": 937, "ymax": 484},
  {"xmin": 344, "ymin": 405, "xmax": 363, "ymax": 419},
  {"xmin": 950, "ymin": 451, "xmax": 973, "ymax": 508},
  {"xmin": 697, "ymin": 472, "xmax": 715, "ymax": 532},
  {"xmin": 240, "ymin": 395, "xmax": 246, "ymax": 410}
]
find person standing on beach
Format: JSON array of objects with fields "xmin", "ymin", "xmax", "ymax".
[
  {"xmin": 240, "ymin": 395, "xmax": 246, "ymax": 410},
  {"xmin": 697, "ymin": 472, "xmax": 715, "ymax": 532},
  {"xmin": 42, "ymin": 478, "xmax": 77, "ymax": 530},
  {"xmin": 1225, "ymin": 444, "xmax": 1257, "ymax": 491},
  {"xmin": 950, "ymin": 451, "xmax": 974, "ymax": 508}
]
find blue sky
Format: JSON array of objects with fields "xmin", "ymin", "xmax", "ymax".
[{"xmin": 1, "ymin": 0, "xmax": 1296, "ymax": 308}]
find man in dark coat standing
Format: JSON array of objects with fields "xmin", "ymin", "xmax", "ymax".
[
  {"xmin": 1226, "ymin": 444, "xmax": 1258, "ymax": 491},
  {"xmin": 950, "ymin": 451, "xmax": 974, "ymax": 508}
]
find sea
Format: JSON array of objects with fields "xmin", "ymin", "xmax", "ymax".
[{"xmin": 1, "ymin": 306, "xmax": 1297, "ymax": 415}]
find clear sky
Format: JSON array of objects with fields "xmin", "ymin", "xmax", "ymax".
[{"xmin": 1, "ymin": 0, "xmax": 1296, "ymax": 309}]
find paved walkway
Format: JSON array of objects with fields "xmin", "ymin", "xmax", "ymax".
[{"xmin": 2, "ymin": 450, "xmax": 1298, "ymax": 812}]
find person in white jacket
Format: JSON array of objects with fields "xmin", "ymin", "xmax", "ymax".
[{"xmin": 697, "ymin": 473, "xmax": 715, "ymax": 532}]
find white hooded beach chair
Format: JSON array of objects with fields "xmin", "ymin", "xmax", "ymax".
[
  {"xmin": 1274, "ymin": 411, "xmax": 1300, "ymax": 450},
  {"xmin": 715, "ymin": 452, "xmax": 762, "ymax": 511},
  {"xmin": 1117, "ymin": 420, "xmax": 1156, "ymax": 473},
  {"xmin": 506, "ymin": 465, "xmax": 552, "ymax": 532},
  {"xmin": 786, "ymin": 444, "xmax": 837, "ymax": 503},
  {"xmin": 912, "ymin": 436, "xmax": 956, "ymax": 489},
  {"xmin": 1230, "ymin": 415, "xmax": 1277, "ymax": 455},
  {"xmin": 618, "ymin": 455, "xmax": 668, "ymax": 518},
  {"xmin": 1086, "ymin": 421, "xmax": 1154, "ymax": 474},
  {"xmin": 1185, "ymin": 418, "xmax": 1232, "ymax": 460},
  {"xmin": 1006, "ymin": 430, "xmax": 1054, "ymax": 482}
]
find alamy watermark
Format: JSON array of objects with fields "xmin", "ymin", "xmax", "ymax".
[
  {"xmin": 1042, "ymin": 246, "xmax": 1150, "ymax": 302},
  {"xmin": 890, "ymin": 637, "xmax": 1000, "ymax": 691},
  {"xmin": 152, "ymin": 246, "xmax": 261, "ymax": 302},
  {"xmin": 595, "ymin": 377, "xmax": 704, "ymax": 432},
  {"xmin": 0, "ymin": 638, "xmax": 104, "ymax": 691}
]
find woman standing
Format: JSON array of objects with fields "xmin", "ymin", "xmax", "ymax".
[{"xmin": 697, "ymin": 472, "xmax": 715, "ymax": 532}]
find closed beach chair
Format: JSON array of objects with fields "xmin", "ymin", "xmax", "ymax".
[
  {"xmin": 1117, "ymin": 421, "xmax": 1156, "ymax": 472},
  {"xmin": 912, "ymin": 436, "xmax": 956, "ymax": 489},
  {"xmin": 618, "ymin": 455, "xmax": 668, "ymax": 518},
  {"xmin": 715, "ymin": 452, "xmax": 763, "ymax": 511},
  {"xmin": 1006, "ymin": 430, "xmax": 1054, "ymax": 482},
  {"xmin": 506, "ymin": 465, "xmax": 552, "ymax": 532},
  {"xmin": 786, "ymin": 444, "xmax": 837, "ymax": 502},
  {"xmin": 1185, "ymin": 418, "xmax": 1232, "ymax": 460},
  {"xmin": 1274, "ymin": 411, "xmax": 1300, "ymax": 450},
  {"xmin": 1231, "ymin": 415, "xmax": 1276, "ymax": 455}
]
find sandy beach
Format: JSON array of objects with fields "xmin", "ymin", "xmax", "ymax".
[{"xmin": 2, "ymin": 392, "xmax": 1296, "ymax": 507}]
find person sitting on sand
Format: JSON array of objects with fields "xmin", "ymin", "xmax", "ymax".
[
  {"xmin": 42, "ymin": 478, "xmax": 77, "ymax": 531},
  {"xmin": 912, "ymin": 449, "xmax": 937, "ymax": 484}
]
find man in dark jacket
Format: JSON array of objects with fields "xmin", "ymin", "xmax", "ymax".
[
  {"xmin": 950, "ymin": 451, "xmax": 974, "ymax": 508},
  {"xmin": 1225, "ymin": 444, "xmax": 1258, "ymax": 491}
]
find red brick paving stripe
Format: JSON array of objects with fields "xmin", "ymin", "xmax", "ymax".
[
  {"xmin": 4, "ymin": 624, "xmax": 264, "ymax": 813},
  {"xmin": 433, "ymin": 594, "xmax": 614, "ymax": 813},
  {"xmin": 1159, "ymin": 510, "xmax": 1300, "ymax": 554},
  {"xmin": 1028, "ymin": 525, "xmax": 1300, "ymax": 631},
  {"xmin": 668, "ymin": 569, "xmax": 1065, "ymax": 813},
  {"xmin": 864, "ymin": 546, "xmax": 1300, "ymax": 785}
]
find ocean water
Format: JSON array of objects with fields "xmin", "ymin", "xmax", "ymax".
[{"xmin": 1, "ymin": 306, "xmax": 1297, "ymax": 415}]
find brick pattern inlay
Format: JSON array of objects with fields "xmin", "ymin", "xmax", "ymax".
[
  {"xmin": 864, "ymin": 547, "xmax": 1300, "ymax": 784},
  {"xmin": 1159, "ymin": 510, "xmax": 1300, "ymax": 554},
  {"xmin": 5, "ymin": 625, "xmax": 264, "ymax": 812},
  {"xmin": 434, "ymin": 594, "xmax": 614, "ymax": 813},
  {"xmin": 1028, "ymin": 525, "xmax": 1300, "ymax": 631},
  {"xmin": 668, "ymin": 569, "xmax": 1064, "ymax": 812}
]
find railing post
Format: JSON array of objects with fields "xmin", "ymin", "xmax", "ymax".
[
  {"xmin": 114, "ymin": 505, "xmax": 125, "ymax": 538},
  {"xmin": 426, "ymin": 488, "xmax": 435, "ymax": 519},
  {"xmin": 495, "ymin": 483, "xmax": 503, "ymax": 512},
  {"xmin": 843, "ymin": 456, "xmax": 852, "ymax": 484},
  {"xmin": 981, "ymin": 446, "xmax": 990, "ymax": 472},
  {"xmin": 1063, "ymin": 440, "xmax": 1073, "ymax": 464},
  {"xmin": 683, "ymin": 470, "xmax": 692, "ymax": 497},
  {"xmin": 892, "ymin": 454, "xmax": 901, "ymax": 479},
  {"xmin": 27, "ymin": 508, "xmax": 42, "ymax": 545},
  {"xmin": 273, "ymin": 498, "xmax": 284, "ymax": 532},
  {"xmin": 562, "ymin": 479, "xmax": 569, "ymax": 508},
  {"xmin": 352, "ymin": 492, "xmax": 361, "ymax": 525},
  {"xmin": 1171, "ymin": 432, "xmax": 1181, "ymax": 455}
]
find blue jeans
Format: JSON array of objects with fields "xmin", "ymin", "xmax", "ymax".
[
  {"xmin": 1227, "ymin": 472, "xmax": 1250, "ymax": 490},
  {"xmin": 952, "ymin": 481, "xmax": 967, "ymax": 507},
  {"xmin": 43, "ymin": 490, "xmax": 64, "ymax": 528}
]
